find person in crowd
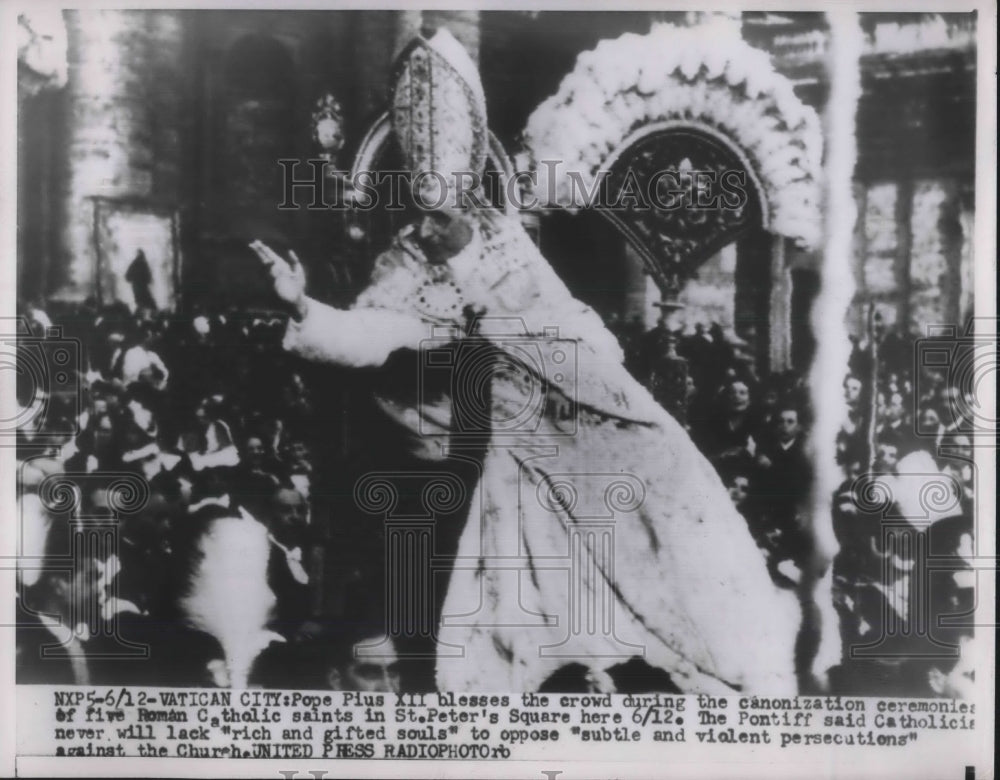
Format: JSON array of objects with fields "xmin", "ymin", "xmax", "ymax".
[
  {"xmin": 678, "ymin": 321, "xmax": 714, "ymax": 391},
  {"xmin": 117, "ymin": 318, "xmax": 169, "ymax": 390},
  {"xmin": 873, "ymin": 441, "xmax": 900, "ymax": 475},
  {"xmin": 263, "ymin": 486, "xmax": 314, "ymax": 635},
  {"xmin": 726, "ymin": 473, "xmax": 751, "ymax": 512},
  {"xmin": 927, "ymin": 635, "xmax": 976, "ymax": 699},
  {"xmin": 938, "ymin": 433, "xmax": 975, "ymax": 503},
  {"xmin": 176, "ymin": 394, "xmax": 239, "ymax": 473},
  {"xmin": 876, "ymin": 390, "xmax": 910, "ymax": 449},
  {"xmin": 278, "ymin": 436, "xmax": 313, "ymax": 500},
  {"xmin": 750, "ymin": 380, "xmax": 783, "ymax": 450},
  {"xmin": 328, "ymin": 636, "xmax": 402, "ymax": 693},
  {"xmin": 230, "ymin": 434, "xmax": 283, "ymax": 505},
  {"xmin": 843, "ymin": 374, "xmax": 863, "ymax": 416},
  {"xmin": 917, "ymin": 404, "xmax": 947, "ymax": 448},
  {"xmin": 754, "ymin": 406, "xmax": 813, "ymax": 582},
  {"xmin": 695, "ymin": 379, "xmax": 758, "ymax": 461}
]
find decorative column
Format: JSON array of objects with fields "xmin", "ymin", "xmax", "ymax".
[
  {"xmin": 647, "ymin": 299, "xmax": 691, "ymax": 425},
  {"xmin": 893, "ymin": 177, "xmax": 914, "ymax": 332},
  {"xmin": 768, "ymin": 236, "xmax": 793, "ymax": 371},
  {"xmin": 938, "ymin": 180, "xmax": 964, "ymax": 328},
  {"xmin": 806, "ymin": 8, "xmax": 863, "ymax": 688},
  {"xmin": 850, "ymin": 181, "xmax": 869, "ymax": 335},
  {"xmin": 16, "ymin": 9, "xmax": 68, "ymax": 302},
  {"xmin": 622, "ymin": 244, "xmax": 649, "ymax": 323}
]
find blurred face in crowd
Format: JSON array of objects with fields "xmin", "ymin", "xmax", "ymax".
[
  {"xmin": 875, "ymin": 443, "xmax": 899, "ymax": 473},
  {"xmin": 777, "ymin": 410, "xmax": 800, "ymax": 444},
  {"xmin": 919, "ymin": 407, "xmax": 941, "ymax": 430},
  {"xmin": 886, "ymin": 392, "xmax": 906, "ymax": 424},
  {"xmin": 949, "ymin": 434, "xmax": 972, "ymax": 461},
  {"xmin": 281, "ymin": 373, "xmax": 312, "ymax": 413},
  {"xmin": 244, "ymin": 436, "xmax": 266, "ymax": 469},
  {"xmin": 727, "ymin": 476, "xmax": 749, "ymax": 508},
  {"xmin": 684, "ymin": 374, "xmax": 697, "ymax": 403},
  {"xmin": 194, "ymin": 400, "xmax": 213, "ymax": 427},
  {"xmin": 726, "ymin": 382, "xmax": 750, "ymax": 414},
  {"xmin": 91, "ymin": 414, "xmax": 116, "ymax": 461},
  {"xmin": 762, "ymin": 389, "xmax": 780, "ymax": 410},
  {"xmin": 283, "ymin": 440, "xmax": 311, "ymax": 473},
  {"xmin": 843, "ymin": 377, "xmax": 862, "ymax": 406},
  {"xmin": 138, "ymin": 323, "xmax": 155, "ymax": 347},
  {"xmin": 844, "ymin": 460, "xmax": 864, "ymax": 481},
  {"xmin": 928, "ymin": 636, "xmax": 975, "ymax": 700},
  {"xmin": 330, "ymin": 639, "xmax": 401, "ymax": 693},
  {"xmin": 875, "ymin": 392, "xmax": 887, "ymax": 419},
  {"xmin": 273, "ymin": 487, "xmax": 308, "ymax": 534}
]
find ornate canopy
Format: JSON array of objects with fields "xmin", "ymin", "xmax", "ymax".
[{"xmin": 519, "ymin": 20, "xmax": 823, "ymax": 288}]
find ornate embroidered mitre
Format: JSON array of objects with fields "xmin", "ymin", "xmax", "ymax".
[{"xmin": 390, "ymin": 29, "xmax": 489, "ymax": 188}]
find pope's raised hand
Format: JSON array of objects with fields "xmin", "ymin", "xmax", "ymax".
[{"xmin": 250, "ymin": 240, "xmax": 307, "ymax": 320}]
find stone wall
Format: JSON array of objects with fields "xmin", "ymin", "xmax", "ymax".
[{"xmin": 53, "ymin": 10, "xmax": 184, "ymax": 303}]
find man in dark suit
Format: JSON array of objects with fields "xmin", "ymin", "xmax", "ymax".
[{"xmin": 754, "ymin": 406, "xmax": 813, "ymax": 579}]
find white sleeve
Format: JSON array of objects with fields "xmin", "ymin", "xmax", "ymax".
[{"xmin": 282, "ymin": 297, "xmax": 430, "ymax": 368}]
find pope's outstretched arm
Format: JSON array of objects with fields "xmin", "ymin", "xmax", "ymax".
[{"xmin": 250, "ymin": 240, "xmax": 426, "ymax": 368}]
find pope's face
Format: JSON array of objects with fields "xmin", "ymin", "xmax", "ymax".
[{"xmin": 416, "ymin": 208, "xmax": 474, "ymax": 265}]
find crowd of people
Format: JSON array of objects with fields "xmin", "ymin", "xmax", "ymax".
[
  {"xmin": 15, "ymin": 298, "xmax": 398, "ymax": 690},
  {"xmin": 15, "ymin": 295, "xmax": 976, "ymax": 697},
  {"xmin": 830, "ymin": 325, "xmax": 977, "ymax": 698}
]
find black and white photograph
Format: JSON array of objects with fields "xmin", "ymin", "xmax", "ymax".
[{"xmin": 2, "ymin": 3, "xmax": 995, "ymax": 778}]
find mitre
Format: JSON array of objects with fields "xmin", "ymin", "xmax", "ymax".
[{"xmin": 390, "ymin": 28, "xmax": 489, "ymax": 199}]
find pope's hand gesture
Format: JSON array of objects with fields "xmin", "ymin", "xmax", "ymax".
[{"xmin": 250, "ymin": 240, "xmax": 307, "ymax": 320}]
